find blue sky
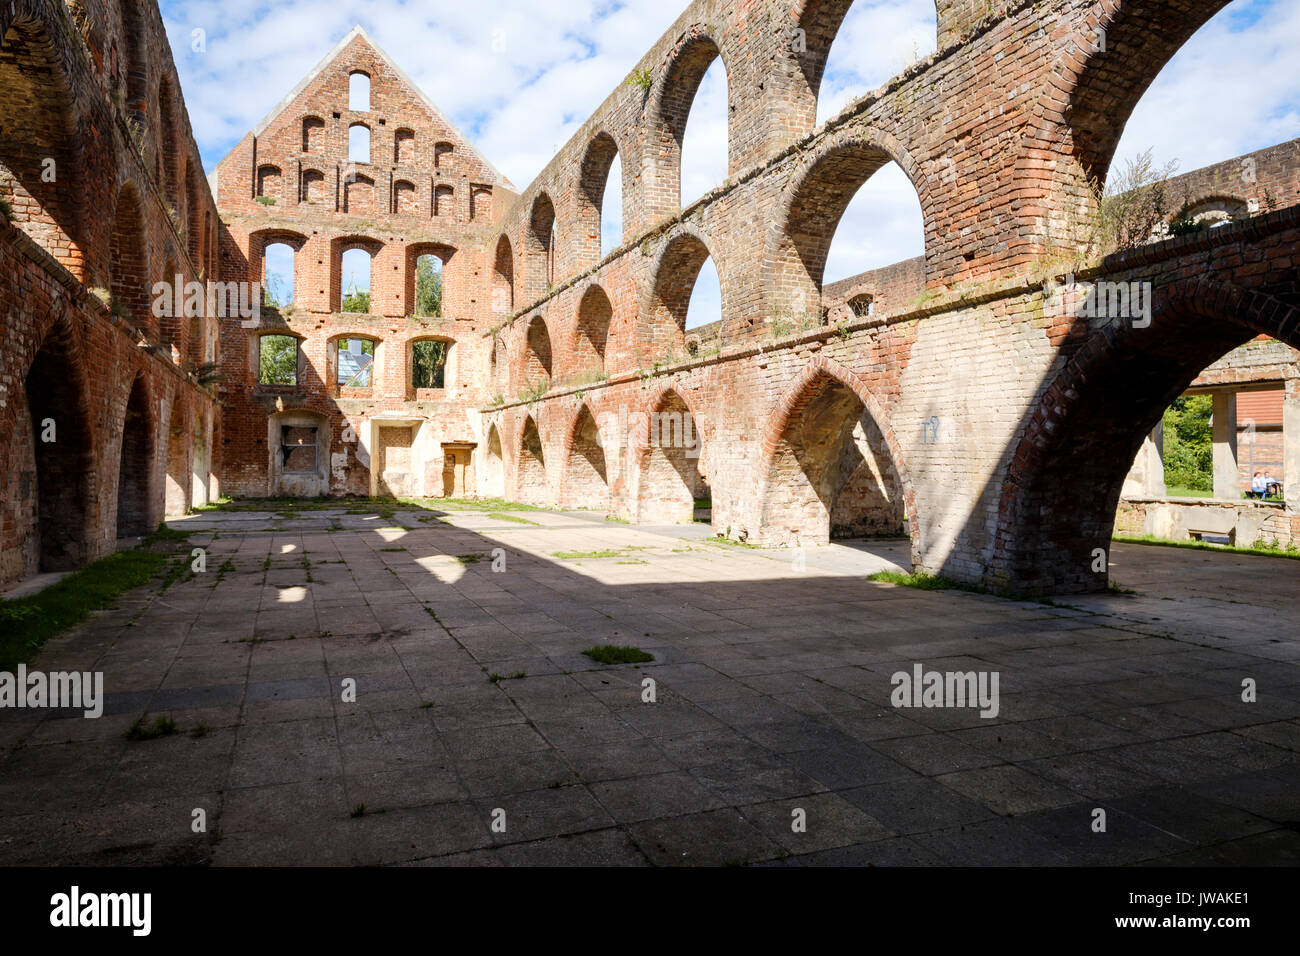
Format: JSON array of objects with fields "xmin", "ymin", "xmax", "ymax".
[{"xmin": 162, "ymin": 0, "xmax": 1299, "ymax": 317}]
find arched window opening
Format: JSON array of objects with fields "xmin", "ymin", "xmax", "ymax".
[
  {"xmin": 337, "ymin": 337, "xmax": 375, "ymax": 388},
  {"xmin": 0, "ymin": 18, "xmax": 82, "ymax": 272},
  {"xmin": 815, "ymin": 1, "xmax": 937, "ymax": 125},
  {"xmin": 415, "ymin": 253, "xmax": 443, "ymax": 318},
  {"xmin": 116, "ymin": 378, "xmax": 154, "ymax": 539},
  {"xmin": 823, "ymin": 162, "xmax": 925, "ymax": 286},
  {"xmin": 394, "ymin": 179, "xmax": 417, "ymax": 215},
  {"xmin": 576, "ymin": 285, "xmax": 612, "ymax": 372},
  {"xmin": 685, "ymin": 257, "xmax": 721, "ymax": 332},
  {"xmin": 412, "ymin": 340, "xmax": 449, "ymax": 390},
  {"xmin": 601, "ymin": 154, "xmax": 623, "ymax": 257},
  {"xmin": 257, "ymin": 164, "xmax": 283, "ymax": 201},
  {"xmin": 679, "ymin": 52, "xmax": 728, "ymax": 207},
  {"xmin": 349, "ymin": 72, "xmax": 370, "ymax": 111},
  {"xmin": 344, "ymin": 173, "xmax": 374, "ymax": 214},
  {"xmin": 348, "ymin": 124, "xmax": 371, "ymax": 163},
  {"xmin": 493, "ymin": 235, "xmax": 514, "ymax": 316},
  {"xmin": 258, "ymin": 334, "xmax": 299, "ymax": 386},
  {"xmin": 526, "ymin": 316, "xmax": 552, "ymax": 386},
  {"xmin": 301, "ymin": 169, "xmax": 326, "ymax": 204},
  {"xmin": 526, "ymin": 194, "xmax": 557, "ymax": 299},
  {"xmin": 340, "ymin": 247, "xmax": 372, "ymax": 313},
  {"xmin": 434, "ymin": 183, "xmax": 455, "ymax": 217},
  {"xmin": 263, "ymin": 242, "xmax": 295, "ymax": 308},
  {"xmin": 434, "ymin": 142, "xmax": 454, "ymax": 167}
]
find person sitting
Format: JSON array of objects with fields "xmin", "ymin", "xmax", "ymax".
[
  {"xmin": 1264, "ymin": 472, "xmax": 1281, "ymax": 498},
  {"xmin": 1251, "ymin": 472, "xmax": 1266, "ymax": 499}
]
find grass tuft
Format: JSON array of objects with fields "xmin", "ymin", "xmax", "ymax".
[
  {"xmin": 125, "ymin": 715, "xmax": 177, "ymax": 741},
  {"xmin": 582, "ymin": 644, "xmax": 654, "ymax": 665}
]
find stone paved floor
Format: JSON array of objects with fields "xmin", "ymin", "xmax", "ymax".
[{"xmin": 1, "ymin": 506, "xmax": 1297, "ymax": 866}]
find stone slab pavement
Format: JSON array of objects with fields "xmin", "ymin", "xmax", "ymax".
[{"xmin": 0, "ymin": 508, "xmax": 1296, "ymax": 866}]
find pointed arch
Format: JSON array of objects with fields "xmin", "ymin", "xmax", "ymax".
[
  {"xmin": 754, "ymin": 356, "xmax": 913, "ymax": 551},
  {"xmin": 635, "ymin": 388, "xmax": 705, "ymax": 525},
  {"xmin": 116, "ymin": 374, "xmax": 156, "ymax": 539},
  {"xmin": 994, "ymin": 279, "xmax": 1300, "ymax": 595},
  {"xmin": 516, "ymin": 415, "xmax": 548, "ymax": 504},
  {"xmin": 576, "ymin": 131, "xmax": 622, "ymax": 267},
  {"xmin": 562, "ymin": 404, "xmax": 609, "ymax": 510}
]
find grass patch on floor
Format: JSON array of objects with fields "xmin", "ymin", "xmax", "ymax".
[
  {"xmin": 1113, "ymin": 533, "xmax": 1300, "ymax": 560},
  {"xmin": 582, "ymin": 644, "xmax": 654, "ymax": 665},
  {"xmin": 125, "ymin": 714, "xmax": 177, "ymax": 741},
  {"xmin": 705, "ymin": 535, "xmax": 759, "ymax": 549},
  {"xmin": 553, "ymin": 549, "xmax": 629, "ymax": 560},
  {"xmin": 866, "ymin": 570, "xmax": 983, "ymax": 592},
  {"xmin": 0, "ymin": 538, "xmax": 182, "ymax": 670},
  {"xmin": 488, "ymin": 512, "xmax": 540, "ymax": 525}
]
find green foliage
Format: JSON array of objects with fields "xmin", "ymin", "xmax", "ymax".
[
  {"xmin": 341, "ymin": 290, "xmax": 371, "ymax": 314},
  {"xmin": 1168, "ymin": 200, "xmax": 1206, "ymax": 237},
  {"xmin": 0, "ymin": 548, "xmax": 171, "ymax": 670},
  {"xmin": 258, "ymin": 334, "xmax": 298, "ymax": 385},
  {"xmin": 1090, "ymin": 148, "xmax": 1179, "ymax": 253},
  {"xmin": 627, "ymin": 68, "xmax": 653, "ymax": 92},
  {"xmin": 1162, "ymin": 395, "xmax": 1212, "ymax": 493},
  {"xmin": 412, "ymin": 339, "xmax": 447, "ymax": 388},
  {"xmin": 415, "ymin": 255, "xmax": 443, "ymax": 317},
  {"xmin": 582, "ymin": 644, "xmax": 654, "ymax": 665},
  {"xmin": 125, "ymin": 715, "xmax": 177, "ymax": 741}
]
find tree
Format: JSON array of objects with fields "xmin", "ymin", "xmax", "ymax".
[
  {"xmin": 1163, "ymin": 395, "xmax": 1212, "ymax": 492},
  {"xmin": 416, "ymin": 255, "xmax": 442, "ymax": 317},
  {"xmin": 258, "ymin": 334, "xmax": 298, "ymax": 385},
  {"xmin": 341, "ymin": 290, "xmax": 370, "ymax": 314},
  {"xmin": 412, "ymin": 340, "xmax": 447, "ymax": 388}
]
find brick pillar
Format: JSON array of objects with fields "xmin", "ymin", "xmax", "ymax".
[{"xmin": 1212, "ymin": 390, "xmax": 1239, "ymax": 500}]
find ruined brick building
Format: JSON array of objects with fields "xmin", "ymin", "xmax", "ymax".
[{"xmin": 2, "ymin": 0, "xmax": 1298, "ymax": 597}]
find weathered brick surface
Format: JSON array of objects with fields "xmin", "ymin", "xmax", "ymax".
[
  {"xmin": 1, "ymin": 0, "xmax": 218, "ymax": 587},
  {"xmin": 210, "ymin": 27, "xmax": 516, "ymax": 499}
]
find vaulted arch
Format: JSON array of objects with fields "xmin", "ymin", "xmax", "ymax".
[
  {"xmin": 647, "ymin": 33, "xmax": 730, "ymax": 218},
  {"xmin": 516, "ymin": 415, "xmax": 548, "ymax": 504},
  {"xmin": 635, "ymin": 388, "xmax": 705, "ymax": 525},
  {"xmin": 576, "ymin": 131, "xmax": 622, "ymax": 267},
  {"xmin": 562, "ymin": 404, "xmax": 609, "ymax": 511},
  {"xmin": 755, "ymin": 357, "xmax": 911, "ymax": 550}
]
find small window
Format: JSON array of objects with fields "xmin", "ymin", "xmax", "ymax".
[
  {"xmin": 415, "ymin": 254, "xmax": 443, "ymax": 318},
  {"xmin": 349, "ymin": 124, "xmax": 370, "ymax": 163},
  {"xmin": 259, "ymin": 334, "xmax": 298, "ymax": 385},
  {"xmin": 263, "ymin": 242, "xmax": 295, "ymax": 308},
  {"xmin": 349, "ymin": 72, "xmax": 370, "ymax": 111},
  {"xmin": 848, "ymin": 293, "xmax": 875, "ymax": 317},
  {"xmin": 412, "ymin": 340, "xmax": 448, "ymax": 389},
  {"xmin": 337, "ymin": 338, "xmax": 375, "ymax": 387},
  {"xmin": 340, "ymin": 247, "xmax": 372, "ymax": 312},
  {"xmin": 281, "ymin": 425, "xmax": 317, "ymax": 473}
]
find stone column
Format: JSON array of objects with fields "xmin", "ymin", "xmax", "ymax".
[
  {"xmin": 1284, "ymin": 384, "xmax": 1300, "ymax": 513},
  {"xmin": 1212, "ymin": 390, "xmax": 1239, "ymax": 500},
  {"xmin": 1122, "ymin": 422, "xmax": 1166, "ymax": 497}
]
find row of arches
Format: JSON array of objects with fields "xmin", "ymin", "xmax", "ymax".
[
  {"xmin": 3, "ymin": 315, "xmax": 213, "ymax": 584},
  {"xmin": 251, "ymin": 330, "xmax": 456, "ymax": 394},
  {"xmin": 485, "ymin": 356, "xmax": 909, "ymax": 545},
  {"xmin": 1, "ymin": 5, "xmax": 218, "ymax": 365},
  {"xmin": 255, "ymin": 231, "xmax": 455, "ymax": 317},
  {"xmin": 257, "ymin": 165, "xmax": 476, "ymax": 220},
  {"xmin": 490, "ymin": 0, "xmax": 1260, "ymax": 326}
]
